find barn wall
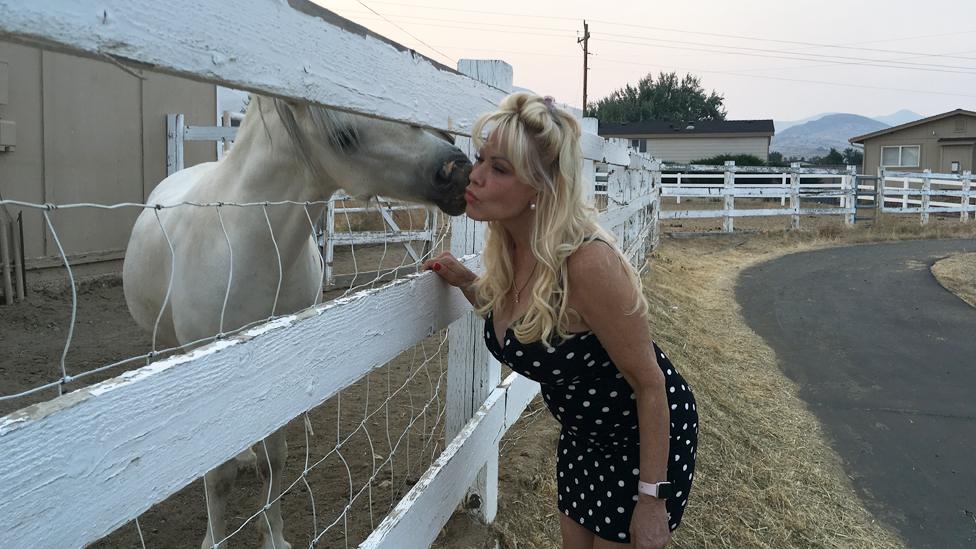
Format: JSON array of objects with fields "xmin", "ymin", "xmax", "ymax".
[{"xmin": 0, "ymin": 40, "xmax": 216, "ymax": 268}]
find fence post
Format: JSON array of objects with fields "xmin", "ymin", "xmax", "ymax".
[
  {"xmin": 650, "ymin": 165, "xmax": 662, "ymax": 252},
  {"xmin": 165, "ymin": 113, "xmax": 181, "ymax": 177},
  {"xmin": 780, "ymin": 172, "xmax": 787, "ymax": 206},
  {"xmin": 921, "ymin": 169, "xmax": 931, "ymax": 225},
  {"xmin": 790, "ymin": 162, "xmax": 801, "ymax": 229},
  {"xmin": 844, "ymin": 165, "xmax": 856, "ymax": 226},
  {"xmin": 902, "ymin": 176, "xmax": 909, "ymax": 209},
  {"xmin": 723, "ymin": 160, "xmax": 735, "ymax": 233},
  {"xmin": 324, "ymin": 198, "xmax": 336, "ymax": 287},
  {"xmin": 962, "ymin": 170, "xmax": 972, "ymax": 223},
  {"xmin": 0, "ymin": 220, "xmax": 12, "ymax": 305},
  {"xmin": 876, "ymin": 167, "xmax": 885, "ymax": 220},
  {"xmin": 445, "ymin": 59, "xmax": 512, "ymax": 524},
  {"xmin": 675, "ymin": 172, "xmax": 682, "ymax": 204}
]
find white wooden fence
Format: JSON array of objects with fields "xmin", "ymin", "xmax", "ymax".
[
  {"xmin": 0, "ymin": 2, "xmax": 657, "ymax": 548},
  {"xmin": 658, "ymin": 161, "xmax": 858, "ymax": 231},
  {"xmin": 873, "ymin": 168, "xmax": 975, "ymax": 224}
]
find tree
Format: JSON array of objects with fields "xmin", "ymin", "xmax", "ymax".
[
  {"xmin": 816, "ymin": 148, "xmax": 845, "ymax": 165},
  {"xmin": 842, "ymin": 147, "xmax": 863, "ymax": 166},
  {"xmin": 767, "ymin": 151, "xmax": 786, "ymax": 167},
  {"xmin": 589, "ymin": 72, "xmax": 726, "ymax": 122}
]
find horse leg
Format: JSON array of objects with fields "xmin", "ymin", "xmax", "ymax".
[
  {"xmin": 256, "ymin": 427, "xmax": 291, "ymax": 549},
  {"xmin": 235, "ymin": 447, "xmax": 259, "ymax": 473},
  {"xmin": 200, "ymin": 459, "xmax": 238, "ymax": 549}
]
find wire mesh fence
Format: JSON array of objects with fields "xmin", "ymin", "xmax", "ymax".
[{"xmin": 0, "ymin": 196, "xmax": 456, "ymax": 548}]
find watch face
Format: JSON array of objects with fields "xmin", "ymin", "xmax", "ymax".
[{"xmin": 657, "ymin": 482, "xmax": 674, "ymax": 499}]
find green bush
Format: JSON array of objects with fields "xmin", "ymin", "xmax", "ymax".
[{"xmin": 689, "ymin": 153, "xmax": 767, "ymax": 167}]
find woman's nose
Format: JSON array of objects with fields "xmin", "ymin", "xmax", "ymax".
[{"xmin": 469, "ymin": 161, "xmax": 486, "ymax": 186}]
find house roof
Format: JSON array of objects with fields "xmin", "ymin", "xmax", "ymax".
[
  {"xmin": 598, "ymin": 119, "xmax": 774, "ymax": 137},
  {"xmin": 849, "ymin": 109, "xmax": 976, "ymax": 144}
]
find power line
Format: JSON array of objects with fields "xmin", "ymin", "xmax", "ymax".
[
  {"xmin": 361, "ymin": 1, "xmax": 976, "ymax": 60},
  {"xmin": 597, "ymin": 37, "xmax": 976, "ymax": 76},
  {"xmin": 425, "ymin": 43, "xmax": 976, "ymax": 100},
  {"xmin": 338, "ymin": 11, "xmax": 976, "ymax": 74},
  {"xmin": 352, "ymin": 1, "xmax": 456, "ymax": 66},
  {"xmin": 588, "ymin": 57, "xmax": 976, "ymax": 99},
  {"xmin": 599, "ymin": 33, "xmax": 976, "ymax": 72}
]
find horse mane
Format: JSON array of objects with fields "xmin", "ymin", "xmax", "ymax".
[{"xmin": 266, "ymin": 97, "xmax": 362, "ymax": 179}]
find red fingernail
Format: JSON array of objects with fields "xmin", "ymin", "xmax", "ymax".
[{"xmin": 433, "ymin": 262, "xmax": 442, "ymax": 271}]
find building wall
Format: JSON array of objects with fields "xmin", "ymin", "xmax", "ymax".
[
  {"xmin": 862, "ymin": 114, "xmax": 976, "ymax": 175},
  {"xmin": 640, "ymin": 136, "xmax": 770, "ymax": 163},
  {"xmin": 0, "ymin": 41, "xmax": 216, "ymax": 267}
]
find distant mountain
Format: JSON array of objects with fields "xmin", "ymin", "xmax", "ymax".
[
  {"xmin": 771, "ymin": 113, "xmax": 888, "ymax": 159},
  {"xmin": 873, "ymin": 109, "xmax": 923, "ymax": 127},
  {"xmin": 775, "ymin": 110, "xmax": 922, "ymax": 134},
  {"xmin": 775, "ymin": 113, "xmax": 839, "ymax": 133}
]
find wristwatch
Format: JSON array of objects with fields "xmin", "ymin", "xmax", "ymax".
[{"xmin": 637, "ymin": 480, "xmax": 673, "ymax": 499}]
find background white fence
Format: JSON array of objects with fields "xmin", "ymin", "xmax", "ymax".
[
  {"xmin": 658, "ymin": 161, "xmax": 858, "ymax": 231},
  {"xmin": 874, "ymin": 168, "xmax": 975, "ymax": 224}
]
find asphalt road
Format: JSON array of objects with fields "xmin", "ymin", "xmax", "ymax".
[{"xmin": 736, "ymin": 239, "xmax": 976, "ymax": 549}]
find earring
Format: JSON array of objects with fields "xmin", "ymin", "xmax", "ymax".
[{"xmin": 529, "ymin": 202, "xmax": 536, "ymax": 210}]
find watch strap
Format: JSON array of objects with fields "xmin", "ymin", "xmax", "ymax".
[{"xmin": 637, "ymin": 480, "xmax": 672, "ymax": 499}]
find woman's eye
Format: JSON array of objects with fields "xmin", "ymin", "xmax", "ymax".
[{"xmin": 492, "ymin": 164, "xmax": 506, "ymax": 173}]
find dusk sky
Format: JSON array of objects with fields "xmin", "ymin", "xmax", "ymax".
[{"xmin": 320, "ymin": 0, "xmax": 976, "ymax": 122}]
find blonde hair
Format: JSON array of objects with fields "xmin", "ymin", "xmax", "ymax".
[{"xmin": 470, "ymin": 92, "xmax": 648, "ymax": 345}]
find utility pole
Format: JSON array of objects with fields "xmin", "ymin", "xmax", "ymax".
[{"xmin": 578, "ymin": 20, "xmax": 590, "ymax": 116}]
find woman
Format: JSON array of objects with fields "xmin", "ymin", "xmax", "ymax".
[{"xmin": 421, "ymin": 92, "xmax": 697, "ymax": 549}]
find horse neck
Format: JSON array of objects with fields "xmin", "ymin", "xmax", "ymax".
[
  {"xmin": 212, "ymin": 100, "xmax": 337, "ymax": 204},
  {"xmin": 205, "ymin": 99, "xmax": 338, "ymax": 258}
]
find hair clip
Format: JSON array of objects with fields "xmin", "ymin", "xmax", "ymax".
[{"xmin": 542, "ymin": 95, "xmax": 557, "ymax": 113}]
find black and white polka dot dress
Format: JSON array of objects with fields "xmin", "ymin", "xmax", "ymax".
[{"xmin": 486, "ymin": 311, "xmax": 697, "ymax": 543}]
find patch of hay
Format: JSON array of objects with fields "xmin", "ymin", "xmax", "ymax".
[
  {"xmin": 444, "ymin": 219, "xmax": 976, "ymax": 548},
  {"xmin": 931, "ymin": 252, "xmax": 976, "ymax": 308}
]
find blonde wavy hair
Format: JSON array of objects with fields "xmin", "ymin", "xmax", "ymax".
[{"xmin": 470, "ymin": 92, "xmax": 648, "ymax": 345}]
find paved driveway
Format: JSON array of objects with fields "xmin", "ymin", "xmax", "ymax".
[{"xmin": 736, "ymin": 239, "xmax": 976, "ymax": 549}]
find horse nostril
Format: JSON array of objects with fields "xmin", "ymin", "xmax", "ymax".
[
  {"xmin": 436, "ymin": 155, "xmax": 472, "ymax": 186},
  {"xmin": 439, "ymin": 160, "xmax": 457, "ymax": 181}
]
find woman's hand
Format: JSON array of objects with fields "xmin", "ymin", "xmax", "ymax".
[
  {"xmin": 420, "ymin": 251, "xmax": 478, "ymax": 290},
  {"xmin": 630, "ymin": 497, "xmax": 671, "ymax": 549}
]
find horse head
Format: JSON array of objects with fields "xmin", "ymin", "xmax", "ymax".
[{"xmin": 269, "ymin": 97, "xmax": 470, "ymax": 215}]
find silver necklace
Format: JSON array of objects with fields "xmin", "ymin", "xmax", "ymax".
[{"xmin": 513, "ymin": 262, "xmax": 538, "ymax": 304}]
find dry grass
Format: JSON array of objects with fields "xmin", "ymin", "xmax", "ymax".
[
  {"xmin": 476, "ymin": 216, "xmax": 976, "ymax": 549},
  {"xmin": 931, "ymin": 252, "xmax": 976, "ymax": 308}
]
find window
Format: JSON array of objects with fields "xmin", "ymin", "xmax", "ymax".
[
  {"xmin": 880, "ymin": 145, "xmax": 921, "ymax": 167},
  {"xmin": 955, "ymin": 118, "xmax": 967, "ymax": 132},
  {"xmin": 951, "ymin": 161, "xmax": 961, "ymax": 173},
  {"xmin": 629, "ymin": 139, "xmax": 647, "ymax": 153}
]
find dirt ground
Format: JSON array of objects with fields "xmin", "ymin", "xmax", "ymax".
[{"xmin": 0, "ymin": 238, "xmax": 457, "ymax": 549}]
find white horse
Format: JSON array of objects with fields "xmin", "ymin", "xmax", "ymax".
[{"xmin": 122, "ymin": 95, "xmax": 470, "ymax": 549}]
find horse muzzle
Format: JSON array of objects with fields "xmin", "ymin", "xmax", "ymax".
[{"xmin": 432, "ymin": 154, "xmax": 472, "ymax": 216}]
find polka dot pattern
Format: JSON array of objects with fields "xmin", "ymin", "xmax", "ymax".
[{"xmin": 485, "ymin": 311, "xmax": 698, "ymax": 543}]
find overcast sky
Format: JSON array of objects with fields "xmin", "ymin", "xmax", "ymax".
[{"xmin": 319, "ymin": 0, "xmax": 976, "ymax": 122}]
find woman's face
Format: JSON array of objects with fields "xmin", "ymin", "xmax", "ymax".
[{"xmin": 464, "ymin": 138, "xmax": 537, "ymax": 222}]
